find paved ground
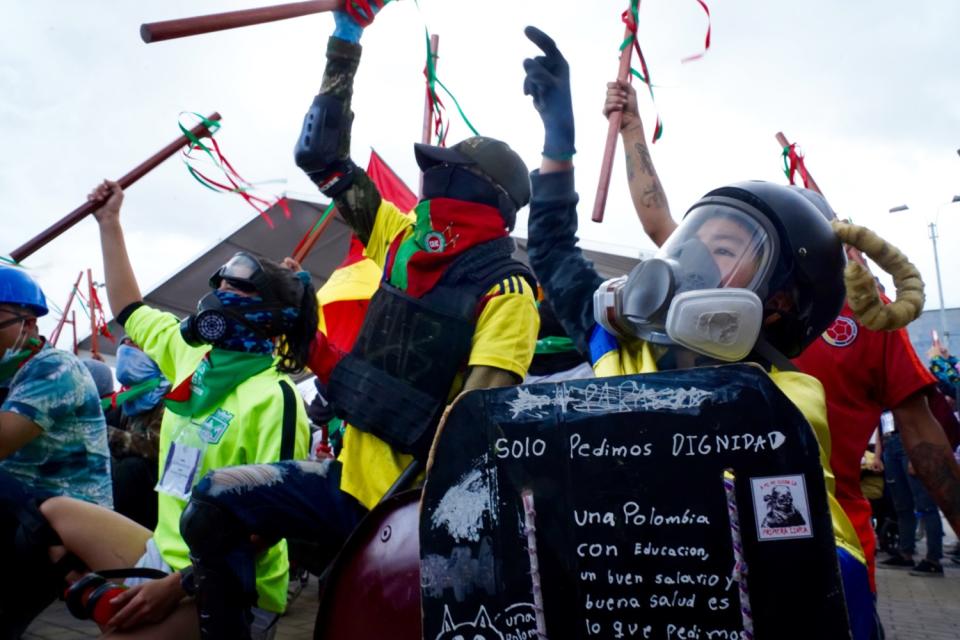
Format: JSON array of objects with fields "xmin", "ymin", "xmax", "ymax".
[{"xmin": 23, "ymin": 526, "xmax": 960, "ymax": 639}]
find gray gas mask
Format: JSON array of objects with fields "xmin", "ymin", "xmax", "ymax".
[{"xmin": 593, "ymin": 205, "xmax": 777, "ymax": 362}]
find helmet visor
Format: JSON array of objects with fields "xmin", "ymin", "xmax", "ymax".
[{"xmin": 657, "ymin": 205, "xmax": 775, "ymax": 293}]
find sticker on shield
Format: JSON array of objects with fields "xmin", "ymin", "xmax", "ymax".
[{"xmin": 751, "ymin": 474, "xmax": 813, "ymax": 540}]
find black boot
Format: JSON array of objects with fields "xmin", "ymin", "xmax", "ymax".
[{"xmin": 191, "ymin": 558, "xmax": 256, "ymax": 640}]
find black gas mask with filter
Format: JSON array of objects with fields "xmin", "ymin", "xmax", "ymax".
[
  {"xmin": 594, "ymin": 204, "xmax": 777, "ymax": 362},
  {"xmin": 179, "ymin": 252, "xmax": 296, "ymax": 351}
]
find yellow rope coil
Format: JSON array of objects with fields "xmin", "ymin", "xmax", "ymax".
[{"xmin": 831, "ymin": 220, "xmax": 924, "ymax": 330}]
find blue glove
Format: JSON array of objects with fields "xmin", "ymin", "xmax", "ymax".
[
  {"xmin": 333, "ymin": 11, "xmax": 364, "ymax": 43},
  {"xmin": 523, "ymin": 26, "xmax": 575, "ymax": 160}
]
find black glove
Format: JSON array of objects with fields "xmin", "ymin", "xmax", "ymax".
[{"xmin": 523, "ymin": 26, "xmax": 575, "ymax": 161}]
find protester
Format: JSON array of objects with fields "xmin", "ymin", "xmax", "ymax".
[
  {"xmin": 25, "ymin": 180, "xmax": 314, "ymax": 639},
  {"xmin": 927, "ymin": 344, "xmax": 960, "ymax": 399},
  {"xmin": 522, "ymin": 26, "xmax": 879, "ymax": 638},
  {"xmin": 604, "ymin": 77, "xmax": 960, "ymax": 598},
  {"xmin": 107, "ymin": 341, "xmax": 170, "ymax": 529},
  {"xmin": 0, "ymin": 266, "xmax": 114, "ymax": 637},
  {"xmin": 0, "ymin": 266, "xmax": 113, "ymax": 506},
  {"xmin": 881, "ymin": 411, "xmax": 945, "ymax": 576},
  {"xmin": 177, "ymin": 7, "xmax": 539, "ymax": 638}
]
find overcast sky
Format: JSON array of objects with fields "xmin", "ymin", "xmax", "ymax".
[{"xmin": 3, "ymin": 1, "xmax": 959, "ymax": 339}]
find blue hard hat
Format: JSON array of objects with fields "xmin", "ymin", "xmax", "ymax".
[{"xmin": 0, "ymin": 265, "xmax": 49, "ymax": 317}]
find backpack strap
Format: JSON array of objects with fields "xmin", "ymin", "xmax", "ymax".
[{"xmin": 279, "ymin": 380, "xmax": 298, "ymax": 461}]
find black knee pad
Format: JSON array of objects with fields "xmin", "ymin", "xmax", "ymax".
[
  {"xmin": 294, "ymin": 93, "xmax": 357, "ymax": 197},
  {"xmin": 180, "ymin": 496, "xmax": 247, "ymax": 560}
]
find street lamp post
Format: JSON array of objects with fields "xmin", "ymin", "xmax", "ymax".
[{"xmin": 890, "ymin": 196, "xmax": 960, "ymax": 348}]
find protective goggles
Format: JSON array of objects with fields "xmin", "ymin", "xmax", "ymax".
[{"xmin": 209, "ymin": 252, "xmax": 269, "ymax": 296}]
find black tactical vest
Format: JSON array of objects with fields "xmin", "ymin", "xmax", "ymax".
[{"xmin": 327, "ymin": 236, "xmax": 535, "ymax": 460}]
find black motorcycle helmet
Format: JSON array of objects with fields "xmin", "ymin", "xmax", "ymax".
[{"xmin": 694, "ymin": 181, "xmax": 846, "ymax": 358}]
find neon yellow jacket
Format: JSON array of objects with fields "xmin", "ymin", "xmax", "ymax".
[{"xmin": 125, "ymin": 306, "xmax": 310, "ymax": 613}]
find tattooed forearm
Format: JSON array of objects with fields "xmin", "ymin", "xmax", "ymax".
[
  {"xmin": 626, "ymin": 151, "xmax": 635, "ymax": 182},
  {"xmin": 907, "ymin": 442, "xmax": 960, "ymax": 532},
  {"xmin": 640, "ymin": 181, "xmax": 667, "ymax": 208},
  {"xmin": 634, "ymin": 143, "xmax": 655, "ymax": 176}
]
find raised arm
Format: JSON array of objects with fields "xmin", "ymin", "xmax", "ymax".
[
  {"xmin": 604, "ymin": 81, "xmax": 676, "ymax": 247},
  {"xmin": 523, "ymin": 27, "xmax": 603, "ymax": 354},
  {"xmin": 294, "ymin": 9, "xmax": 385, "ymax": 244},
  {"xmin": 88, "ymin": 181, "xmax": 143, "ymax": 317}
]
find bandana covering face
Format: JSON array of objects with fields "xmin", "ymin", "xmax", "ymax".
[
  {"xmin": 211, "ymin": 290, "xmax": 298, "ymax": 355},
  {"xmin": 115, "ymin": 345, "xmax": 171, "ymax": 415},
  {"xmin": 385, "ymin": 198, "xmax": 509, "ymax": 298}
]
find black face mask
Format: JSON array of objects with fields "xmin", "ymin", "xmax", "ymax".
[{"xmin": 421, "ymin": 165, "xmax": 517, "ymax": 230}]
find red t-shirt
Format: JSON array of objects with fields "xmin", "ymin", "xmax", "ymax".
[{"xmin": 793, "ymin": 302, "xmax": 935, "ymax": 588}]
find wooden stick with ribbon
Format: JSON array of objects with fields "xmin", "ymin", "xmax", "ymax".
[
  {"xmin": 773, "ymin": 131, "xmax": 868, "ymax": 267},
  {"xmin": 9, "ymin": 113, "xmax": 221, "ymax": 263},
  {"xmin": 592, "ymin": 13, "xmax": 636, "ymax": 224},
  {"xmin": 141, "ymin": 0, "xmax": 387, "ymax": 43}
]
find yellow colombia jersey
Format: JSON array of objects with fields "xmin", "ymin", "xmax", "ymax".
[
  {"xmin": 592, "ymin": 336, "xmax": 866, "ymax": 565},
  {"xmin": 125, "ymin": 306, "xmax": 310, "ymax": 613},
  {"xmin": 337, "ymin": 200, "xmax": 540, "ymax": 509}
]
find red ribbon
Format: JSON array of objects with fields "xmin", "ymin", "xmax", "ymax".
[
  {"xmin": 345, "ymin": 0, "xmax": 384, "ymax": 27},
  {"xmin": 681, "ymin": 0, "xmax": 712, "ymax": 63},
  {"xmin": 783, "ymin": 143, "xmax": 813, "ymax": 189}
]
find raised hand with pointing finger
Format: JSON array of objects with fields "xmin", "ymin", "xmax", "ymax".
[{"xmin": 523, "ymin": 26, "xmax": 575, "ymax": 161}]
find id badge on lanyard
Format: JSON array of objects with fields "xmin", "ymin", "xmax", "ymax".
[{"xmin": 157, "ymin": 418, "xmax": 210, "ymax": 501}]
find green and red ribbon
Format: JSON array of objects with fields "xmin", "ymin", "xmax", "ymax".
[
  {"xmin": 781, "ymin": 143, "xmax": 812, "ymax": 189},
  {"xmin": 618, "ymin": 0, "xmax": 712, "ymax": 143},
  {"xmin": 621, "ymin": 1, "xmax": 663, "ymax": 143},
  {"xmin": 178, "ymin": 112, "xmax": 290, "ymax": 228},
  {"xmin": 413, "ymin": 0, "xmax": 479, "ymax": 146}
]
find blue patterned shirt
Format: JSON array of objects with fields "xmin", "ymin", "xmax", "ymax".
[{"xmin": 1, "ymin": 344, "xmax": 113, "ymax": 506}]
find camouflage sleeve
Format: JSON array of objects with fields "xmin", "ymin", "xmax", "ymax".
[
  {"xmin": 322, "ymin": 36, "xmax": 382, "ymax": 245},
  {"xmin": 526, "ymin": 169, "xmax": 604, "ymax": 356}
]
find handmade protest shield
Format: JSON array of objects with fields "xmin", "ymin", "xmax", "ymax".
[{"xmin": 420, "ymin": 364, "xmax": 851, "ymax": 640}]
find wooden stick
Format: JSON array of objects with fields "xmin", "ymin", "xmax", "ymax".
[
  {"xmin": 592, "ymin": 20, "xmax": 636, "ymax": 223},
  {"xmin": 775, "ymin": 131, "xmax": 868, "ymax": 267},
  {"xmin": 292, "ymin": 208, "xmax": 338, "ymax": 264},
  {"xmin": 419, "ymin": 34, "xmax": 440, "ymax": 197},
  {"xmin": 141, "ymin": 0, "xmax": 342, "ymax": 43},
  {"xmin": 49, "ymin": 271, "xmax": 83, "ymax": 347},
  {"xmin": 9, "ymin": 112, "xmax": 221, "ymax": 263}
]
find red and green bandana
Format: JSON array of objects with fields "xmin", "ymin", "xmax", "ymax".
[
  {"xmin": 384, "ymin": 198, "xmax": 508, "ymax": 298},
  {"xmin": 164, "ymin": 349, "xmax": 274, "ymax": 417}
]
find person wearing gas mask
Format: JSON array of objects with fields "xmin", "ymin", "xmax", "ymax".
[
  {"xmin": 606, "ymin": 76, "xmax": 960, "ymax": 594},
  {"xmin": 177, "ymin": 6, "xmax": 539, "ymax": 639},
  {"xmin": 23, "ymin": 180, "xmax": 315, "ymax": 639},
  {"xmin": 520, "ymin": 26, "xmax": 906, "ymax": 639},
  {"xmin": 0, "ymin": 266, "xmax": 113, "ymax": 637}
]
